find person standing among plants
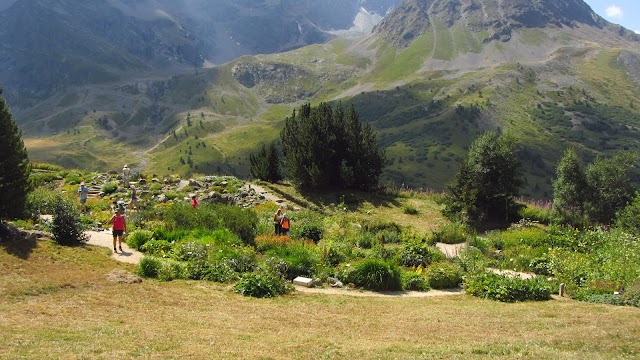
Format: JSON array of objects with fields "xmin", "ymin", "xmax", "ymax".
[
  {"xmin": 77, "ymin": 182, "xmax": 89, "ymax": 213},
  {"xmin": 111, "ymin": 208, "xmax": 126, "ymax": 253},
  {"xmin": 191, "ymin": 195, "xmax": 199, "ymax": 208},
  {"xmin": 273, "ymin": 208, "xmax": 283, "ymax": 235},
  {"xmin": 280, "ymin": 213, "xmax": 290, "ymax": 236},
  {"xmin": 122, "ymin": 164, "xmax": 131, "ymax": 188}
]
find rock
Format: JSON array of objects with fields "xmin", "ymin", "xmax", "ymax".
[
  {"xmin": 34, "ymin": 224, "xmax": 42, "ymax": 231},
  {"xmin": 107, "ymin": 170, "xmax": 118, "ymax": 175},
  {"xmin": 157, "ymin": 194, "xmax": 167, "ymax": 203},
  {"xmin": 241, "ymin": 191, "xmax": 249, "ymax": 198},
  {"xmin": 152, "ymin": 178, "xmax": 160, "ymax": 183},
  {"xmin": 259, "ymin": 195, "xmax": 266, "ymax": 200},
  {"xmin": 312, "ymin": 278, "xmax": 323, "ymax": 288},
  {"xmin": 328, "ymin": 277, "xmax": 344, "ymax": 288},
  {"xmin": 138, "ymin": 179, "xmax": 147, "ymax": 185},
  {"xmin": 293, "ymin": 277, "xmax": 314, "ymax": 287}
]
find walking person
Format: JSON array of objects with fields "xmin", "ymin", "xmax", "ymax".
[
  {"xmin": 110, "ymin": 208, "xmax": 126, "ymax": 253},
  {"xmin": 273, "ymin": 208, "xmax": 283, "ymax": 235},
  {"xmin": 130, "ymin": 185, "xmax": 138, "ymax": 210},
  {"xmin": 191, "ymin": 195, "xmax": 199, "ymax": 208},
  {"xmin": 122, "ymin": 164, "xmax": 131, "ymax": 188},
  {"xmin": 77, "ymin": 182, "xmax": 89, "ymax": 213}
]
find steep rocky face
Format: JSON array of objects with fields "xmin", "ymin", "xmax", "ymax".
[{"xmin": 374, "ymin": 0, "xmax": 639, "ymax": 47}]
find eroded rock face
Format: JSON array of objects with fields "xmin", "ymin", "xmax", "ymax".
[
  {"xmin": 373, "ymin": 0, "xmax": 639, "ymax": 48},
  {"xmin": 618, "ymin": 51, "xmax": 640, "ymax": 86},
  {"xmin": 232, "ymin": 62, "xmax": 305, "ymax": 88}
]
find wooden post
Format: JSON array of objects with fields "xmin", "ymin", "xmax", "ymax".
[{"xmin": 559, "ymin": 283, "xmax": 566, "ymax": 297}]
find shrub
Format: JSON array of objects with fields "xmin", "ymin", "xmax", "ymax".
[
  {"xmin": 50, "ymin": 196, "xmax": 88, "ymax": 245},
  {"xmin": 346, "ymin": 259, "xmax": 402, "ymax": 291},
  {"xmin": 265, "ymin": 240, "xmax": 320, "ymax": 280},
  {"xmin": 255, "ymin": 234, "xmax": 291, "ymax": 252},
  {"xmin": 212, "ymin": 204, "xmax": 258, "ymax": 246},
  {"xmin": 157, "ymin": 259, "xmax": 187, "ymax": 281},
  {"xmin": 399, "ymin": 241, "xmax": 446, "ymax": 267},
  {"xmin": 529, "ymin": 256, "xmax": 553, "ymax": 276},
  {"xmin": 233, "ymin": 269, "xmax": 291, "ymax": 298},
  {"xmin": 456, "ymin": 247, "xmax": 487, "ymax": 274},
  {"xmin": 402, "ymin": 271, "xmax": 430, "ymax": 291},
  {"xmin": 201, "ymin": 260, "xmax": 239, "ymax": 283},
  {"xmin": 403, "ymin": 205, "xmax": 419, "ymax": 215},
  {"xmin": 432, "ymin": 222, "xmax": 470, "ymax": 244},
  {"xmin": 464, "ymin": 272, "xmax": 552, "ymax": 302},
  {"xmin": 212, "ymin": 245, "xmax": 258, "ymax": 273},
  {"xmin": 26, "ymin": 187, "xmax": 60, "ymax": 217},
  {"xmin": 126, "ymin": 230, "xmax": 153, "ymax": 250},
  {"xmin": 293, "ymin": 223, "xmax": 323, "ymax": 243},
  {"xmin": 102, "ymin": 182, "xmax": 118, "ymax": 195},
  {"xmin": 140, "ymin": 240, "xmax": 173, "ymax": 257},
  {"xmin": 29, "ymin": 172, "xmax": 59, "ymax": 187},
  {"xmin": 519, "ymin": 203, "xmax": 551, "ymax": 224},
  {"xmin": 377, "ymin": 229, "xmax": 402, "ymax": 244},
  {"xmin": 137, "ymin": 256, "xmax": 162, "ymax": 278},
  {"xmin": 425, "ymin": 262, "xmax": 462, "ymax": 289},
  {"xmin": 64, "ymin": 175, "xmax": 82, "ymax": 184}
]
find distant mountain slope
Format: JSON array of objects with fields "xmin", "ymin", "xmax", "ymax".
[
  {"xmin": 0, "ymin": 0, "xmax": 401, "ymax": 107},
  {"xmin": 12, "ymin": 0, "xmax": 640, "ymax": 199}
]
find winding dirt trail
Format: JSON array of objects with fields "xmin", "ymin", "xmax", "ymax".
[{"xmin": 85, "ymin": 230, "xmax": 143, "ymax": 265}]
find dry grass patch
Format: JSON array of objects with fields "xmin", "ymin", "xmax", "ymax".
[{"xmin": 1, "ymin": 237, "xmax": 639, "ymax": 359}]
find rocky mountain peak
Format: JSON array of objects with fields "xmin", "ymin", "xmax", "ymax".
[{"xmin": 374, "ymin": 0, "xmax": 639, "ymax": 47}]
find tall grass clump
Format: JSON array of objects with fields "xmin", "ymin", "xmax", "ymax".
[
  {"xmin": 432, "ymin": 222, "xmax": 470, "ymax": 244},
  {"xmin": 425, "ymin": 262, "xmax": 462, "ymax": 289},
  {"xmin": 126, "ymin": 230, "xmax": 153, "ymax": 250},
  {"xmin": 264, "ymin": 240, "xmax": 321, "ymax": 279},
  {"xmin": 346, "ymin": 258, "xmax": 402, "ymax": 291},
  {"xmin": 137, "ymin": 256, "xmax": 162, "ymax": 278}
]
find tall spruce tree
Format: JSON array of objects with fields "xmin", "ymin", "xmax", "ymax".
[
  {"xmin": 0, "ymin": 87, "xmax": 31, "ymax": 220},
  {"xmin": 280, "ymin": 103, "xmax": 384, "ymax": 190}
]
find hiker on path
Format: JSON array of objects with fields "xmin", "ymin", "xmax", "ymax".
[
  {"xmin": 110, "ymin": 208, "xmax": 126, "ymax": 253},
  {"xmin": 78, "ymin": 182, "xmax": 89, "ymax": 213},
  {"xmin": 280, "ymin": 213, "xmax": 290, "ymax": 236},
  {"xmin": 122, "ymin": 164, "xmax": 131, "ymax": 187},
  {"xmin": 130, "ymin": 185, "xmax": 138, "ymax": 210},
  {"xmin": 273, "ymin": 208, "xmax": 283, "ymax": 235}
]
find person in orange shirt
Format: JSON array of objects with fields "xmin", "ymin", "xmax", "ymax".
[{"xmin": 280, "ymin": 213, "xmax": 290, "ymax": 236}]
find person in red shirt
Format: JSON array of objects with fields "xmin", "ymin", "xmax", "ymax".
[
  {"xmin": 191, "ymin": 195, "xmax": 199, "ymax": 208},
  {"xmin": 111, "ymin": 208, "xmax": 126, "ymax": 253}
]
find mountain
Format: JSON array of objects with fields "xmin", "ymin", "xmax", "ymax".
[
  {"xmin": 10, "ymin": 0, "xmax": 640, "ymax": 199},
  {"xmin": 0, "ymin": 0, "xmax": 401, "ymax": 106}
]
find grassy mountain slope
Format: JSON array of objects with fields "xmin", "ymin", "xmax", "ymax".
[{"xmin": 17, "ymin": 0, "xmax": 640, "ymax": 199}]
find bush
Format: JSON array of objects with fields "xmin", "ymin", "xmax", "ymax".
[
  {"xmin": 399, "ymin": 241, "xmax": 446, "ymax": 267},
  {"xmin": 432, "ymin": 222, "xmax": 470, "ymax": 244},
  {"xmin": 50, "ymin": 196, "xmax": 88, "ymax": 245},
  {"xmin": 126, "ymin": 230, "xmax": 153, "ymax": 250},
  {"xmin": 157, "ymin": 259, "xmax": 187, "ymax": 281},
  {"xmin": 425, "ymin": 262, "xmax": 461, "ymax": 289},
  {"xmin": 346, "ymin": 259, "xmax": 402, "ymax": 291},
  {"xmin": 102, "ymin": 182, "xmax": 118, "ymax": 195},
  {"xmin": 212, "ymin": 204, "xmax": 258, "ymax": 246},
  {"xmin": 464, "ymin": 272, "xmax": 552, "ymax": 302},
  {"xmin": 137, "ymin": 256, "xmax": 162, "ymax": 278},
  {"xmin": 29, "ymin": 172, "xmax": 59, "ymax": 187},
  {"xmin": 403, "ymin": 205, "xmax": 419, "ymax": 215},
  {"xmin": 201, "ymin": 260, "xmax": 239, "ymax": 283},
  {"xmin": 64, "ymin": 175, "xmax": 82, "ymax": 184},
  {"xmin": 140, "ymin": 240, "xmax": 173, "ymax": 257},
  {"xmin": 233, "ymin": 269, "xmax": 291, "ymax": 298},
  {"xmin": 402, "ymin": 271, "xmax": 430, "ymax": 291},
  {"xmin": 27, "ymin": 187, "xmax": 60, "ymax": 216},
  {"xmin": 293, "ymin": 223, "xmax": 323, "ymax": 243},
  {"xmin": 456, "ymin": 247, "xmax": 487, "ymax": 274},
  {"xmin": 265, "ymin": 240, "xmax": 320, "ymax": 280},
  {"xmin": 519, "ymin": 203, "xmax": 551, "ymax": 224}
]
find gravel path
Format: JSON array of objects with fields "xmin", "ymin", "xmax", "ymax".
[{"xmin": 85, "ymin": 230, "xmax": 143, "ymax": 265}]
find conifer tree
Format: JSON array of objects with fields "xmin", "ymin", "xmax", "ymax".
[
  {"xmin": 249, "ymin": 143, "xmax": 281, "ymax": 183},
  {"xmin": 280, "ymin": 102, "xmax": 384, "ymax": 190},
  {"xmin": 0, "ymin": 88, "xmax": 31, "ymax": 220}
]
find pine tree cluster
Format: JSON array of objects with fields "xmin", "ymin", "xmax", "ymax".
[{"xmin": 280, "ymin": 103, "xmax": 384, "ymax": 190}]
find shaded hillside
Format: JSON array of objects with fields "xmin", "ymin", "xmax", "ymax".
[{"xmin": 0, "ymin": 0, "xmax": 401, "ymax": 107}]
